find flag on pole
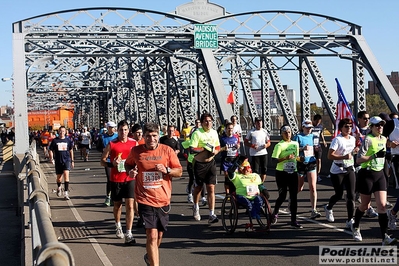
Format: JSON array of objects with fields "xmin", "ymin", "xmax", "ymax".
[
  {"xmin": 227, "ymin": 91, "xmax": 235, "ymax": 104},
  {"xmin": 334, "ymin": 78, "xmax": 359, "ymax": 138}
]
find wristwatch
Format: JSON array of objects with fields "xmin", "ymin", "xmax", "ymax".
[{"xmin": 166, "ymin": 167, "xmax": 171, "ymax": 174}]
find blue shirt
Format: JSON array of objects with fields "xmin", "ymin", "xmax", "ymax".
[{"xmin": 293, "ymin": 133, "xmax": 316, "ymax": 164}]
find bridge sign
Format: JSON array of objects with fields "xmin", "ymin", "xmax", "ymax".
[{"xmin": 194, "ymin": 24, "xmax": 218, "ymax": 49}]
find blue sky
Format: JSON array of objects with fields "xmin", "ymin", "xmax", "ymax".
[{"xmin": 1, "ymin": 0, "xmax": 398, "ymax": 108}]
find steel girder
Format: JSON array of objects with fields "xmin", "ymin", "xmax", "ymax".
[
  {"xmin": 353, "ymin": 61, "xmax": 366, "ymax": 115},
  {"xmin": 12, "ymin": 7, "xmax": 399, "ymax": 156}
]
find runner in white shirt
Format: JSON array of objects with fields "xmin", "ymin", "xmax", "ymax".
[{"xmin": 80, "ymin": 127, "xmax": 91, "ymax": 161}]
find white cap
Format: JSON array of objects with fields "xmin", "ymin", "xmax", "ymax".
[
  {"xmin": 301, "ymin": 119, "xmax": 313, "ymax": 128},
  {"xmin": 369, "ymin": 116, "xmax": 386, "ymax": 126},
  {"xmin": 106, "ymin": 121, "xmax": 116, "ymax": 128}
]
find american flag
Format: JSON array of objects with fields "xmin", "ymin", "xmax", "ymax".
[{"xmin": 334, "ymin": 78, "xmax": 359, "ymax": 138}]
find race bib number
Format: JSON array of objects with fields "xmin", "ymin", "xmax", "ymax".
[
  {"xmin": 304, "ymin": 146, "xmax": 314, "ymax": 157},
  {"xmin": 57, "ymin": 142, "xmax": 68, "ymax": 151},
  {"xmin": 283, "ymin": 161, "xmax": 295, "ymax": 173},
  {"xmin": 117, "ymin": 159, "xmax": 126, "ymax": 172},
  {"xmin": 204, "ymin": 143, "xmax": 214, "ymax": 153},
  {"xmin": 246, "ymin": 185, "xmax": 259, "ymax": 197},
  {"xmin": 143, "ymin": 171, "xmax": 164, "ymax": 189}
]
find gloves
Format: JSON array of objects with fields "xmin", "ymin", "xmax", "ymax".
[
  {"xmin": 261, "ymin": 189, "xmax": 270, "ymax": 199},
  {"xmin": 227, "ymin": 155, "xmax": 247, "ymax": 177},
  {"xmin": 375, "ymin": 149, "xmax": 386, "ymax": 158}
]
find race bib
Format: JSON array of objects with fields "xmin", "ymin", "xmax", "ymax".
[
  {"xmin": 227, "ymin": 147, "xmax": 237, "ymax": 157},
  {"xmin": 246, "ymin": 185, "xmax": 259, "ymax": 197},
  {"xmin": 304, "ymin": 146, "xmax": 314, "ymax": 157},
  {"xmin": 117, "ymin": 159, "xmax": 126, "ymax": 172},
  {"xmin": 143, "ymin": 171, "xmax": 164, "ymax": 189},
  {"xmin": 57, "ymin": 142, "xmax": 68, "ymax": 151},
  {"xmin": 283, "ymin": 161, "xmax": 296, "ymax": 173}
]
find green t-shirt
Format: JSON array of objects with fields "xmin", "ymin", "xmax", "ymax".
[
  {"xmin": 190, "ymin": 128, "xmax": 220, "ymax": 152},
  {"xmin": 271, "ymin": 140, "xmax": 299, "ymax": 173},
  {"xmin": 359, "ymin": 134, "xmax": 386, "ymax": 171},
  {"xmin": 230, "ymin": 172, "xmax": 263, "ymax": 199}
]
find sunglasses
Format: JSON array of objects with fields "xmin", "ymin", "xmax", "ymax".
[
  {"xmin": 343, "ymin": 125, "xmax": 353, "ymax": 129},
  {"xmin": 363, "ymin": 117, "xmax": 370, "ymax": 120},
  {"xmin": 374, "ymin": 124, "xmax": 384, "ymax": 128}
]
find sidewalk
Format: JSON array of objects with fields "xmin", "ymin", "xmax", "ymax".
[{"xmin": 0, "ymin": 150, "xmax": 21, "ymax": 265}]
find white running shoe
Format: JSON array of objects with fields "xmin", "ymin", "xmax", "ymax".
[
  {"xmin": 366, "ymin": 206, "xmax": 378, "ymax": 217},
  {"xmin": 345, "ymin": 218, "xmax": 354, "ymax": 229},
  {"xmin": 208, "ymin": 214, "xmax": 219, "ymax": 224},
  {"xmin": 201, "ymin": 197, "xmax": 207, "ymax": 206},
  {"xmin": 351, "ymin": 224, "xmax": 362, "ymax": 242},
  {"xmin": 382, "ymin": 233, "xmax": 397, "ymax": 246},
  {"xmin": 310, "ymin": 209, "xmax": 321, "ymax": 219},
  {"xmin": 324, "ymin": 205, "xmax": 334, "ymax": 222},
  {"xmin": 56, "ymin": 187, "xmax": 62, "ymax": 197},
  {"xmin": 193, "ymin": 207, "xmax": 201, "ymax": 221},
  {"xmin": 187, "ymin": 194, "xmax": 194, "ymax": 203},
  {"xmin": 387, "ymin": 209, "xmax": 397, "ymax": 230},
  {"xmin": 64, "ymin": 191, "xmax": 70, "ymax": 200},
  {"xmin": 115, "ymin": 226, "xmax": 124, "ymax": 239}
]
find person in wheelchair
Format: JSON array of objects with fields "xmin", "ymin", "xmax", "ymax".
[{"xmin": 227, "ymin": 158, "xmax": 269, "ymax": 220}]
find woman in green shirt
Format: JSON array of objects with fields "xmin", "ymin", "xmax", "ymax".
[{"xmin": 271, "ymin": 125, "xmax": 302, "ymax": 228}]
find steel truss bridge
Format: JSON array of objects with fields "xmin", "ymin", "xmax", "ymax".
[{"xmin": 12, "ymin": 1, "xmax": 399, "ymax": 155}]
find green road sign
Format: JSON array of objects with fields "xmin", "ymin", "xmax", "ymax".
[{"xmin": 194, "ymin": 24, "xmax": 218, "ymax": 49}]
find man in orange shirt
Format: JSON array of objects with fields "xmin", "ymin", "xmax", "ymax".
[
  {"xmin": 40, "ymin": 129, "xmax": 51, "ymax": 160},
  {"xmin": 125, "ymin": 123, "xmax": 182, "ymax": 266}
]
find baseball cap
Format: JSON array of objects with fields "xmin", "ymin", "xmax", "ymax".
[
  {"xmin": 280, "ymin": 125, "xmax": 291, "ymax": 133},
  {"xmin": 302, "ymin": 119, "xmax": 313, "ymax": 128},
  {"xmin": 106, "ymin": 121, "xmax": 116, "ymax": 128},
  {"xmin": 369, "ymin": 116, "xmax": 386, "ymax": 126},
  {"xmin": 378, "ymin": 112, "xmax": 391, "ymax": 122}
]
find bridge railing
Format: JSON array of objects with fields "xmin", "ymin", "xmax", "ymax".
[{"xmin": 17, "ymin": 140, "xmax": 74, "ymax": 266}]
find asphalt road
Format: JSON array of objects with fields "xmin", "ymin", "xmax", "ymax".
[{"xmin": 41, "ymin": 149, "xmax": 399, "ymax": 266}]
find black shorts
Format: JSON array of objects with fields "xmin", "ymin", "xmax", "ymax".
[
  {"xmin": 110, "ymin": 181, "xmax": 135, "ymax": 202},
  {"xmin": 55, "ymin": 161, "xmax": 71, "ymax": 175},
  {"xmin": 79, "ymin": 144, "xmax": 90, "ymax": 149},
  {"xmin": 251, "ymin": 154, "xmax": 268, "ymax": 175},
  {"xmin": 138, "ymin": 203, "xmax": 169, "ymax": 232},
  {"xmin": 297, "ymin": 162, "xmax": 317, "ymax": 175},
  {"xmin": 193, "ymin": 159, "xmax": 217, "ymax": 186},
  {"xmin": 314, "ymin": 146, "xmax": 323, "ymax": 160},
  {"xmin": 357, "ymin": 168, "xmax": 386, "ymax": 195}
]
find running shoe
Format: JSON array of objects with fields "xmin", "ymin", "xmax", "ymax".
[
  {"xmin": 386, "ymin": 201, "xmax": 393, "ymax": 208},
  {"xmin": 317, "ymin": 176, "xmax": 322, "ymax": 182},
  {"xmin": 366, "ymin": 206, "xmax": 378, "ymax": 218},
  {"xmin": 124, "ymin": 234, "xmax": 136, "ymax": 245},
  {"xmin": 56, "ymin": 187, "xmax": 62, "ymax": 197},
  {"xmin": 187, "ymin": 193, "xmax": 193, "ymax": 203},
  {"xmin": 387, "ymin": 210, "xmax": 397, "ymax": 230},
  {"xmin": 64, "ymin": 191, "xmax": 70, "ymax": 200},
  {"xmin": 345, "ymin": 218, "xmax": 354, "ymax": 229},
  {"xmin": 382, "ymin": 233, "xmax": 397, "ymax": 246},
  {"xmin": 310, "ymin": 209, "xmax": 321, "ymax": 219},
  {"xmin": 115, "ymin": 226, "xmax": 124, "ymax": 239},
  {"xmin": 324, "ymin": 205, "xmax": 334, "ymax": 222},
  {"xmin": 201, "ymin": 197, "xmax": 207, "ymax": 206},
  {"xmin": 351, "ymin": 224, "xmax": 362, "ymax": 242},
  {"xmin": 193, "ymin": 207, "xmax": 201, "ymax": 221},
  {"xmin": 291, "ymin": 221, "xmax": 303, "ymax": 229},
  {"xmin": 104, "ymin": 197, "xmax": 111, "ymax": 206},
  {"xmin": 208, "ymin": 214, "xmax": 219, "ymax": 224},
  {"xmin": 144, "ymin": 253, "xmax": 150, "ymax": 266},
  {"xmin": 272, "ymin": 214, "xmax": 278, "ymax": 224}
]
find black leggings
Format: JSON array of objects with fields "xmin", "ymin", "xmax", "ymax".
[
  {"xmin": 328, "ymin": 169, "xmax": 356, "ymax": 221},
  {"xmin": 273, "ymin": 170, "xmax": 298, "ymax": 223}
]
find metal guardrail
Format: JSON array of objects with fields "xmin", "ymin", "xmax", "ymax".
[{"xmin": 18, "ymin": 140, "xmax": 74, "ymax": 266}]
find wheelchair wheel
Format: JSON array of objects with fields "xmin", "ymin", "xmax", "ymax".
[
  {"xmin": 256, "ymin": 196, "xmax": 272, "ymax": 231},
  {"xmin": 221, "ymin": 195, "xmax": 238, "ymax": 234}
]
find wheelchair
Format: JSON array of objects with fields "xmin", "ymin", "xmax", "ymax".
[{"xmin": 221, "ymin": 191, "xmax": 272, "ymax": 234}]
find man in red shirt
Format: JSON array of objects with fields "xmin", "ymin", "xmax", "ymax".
[
  {"xmin": 125, "ymin": 123, "xmax": 182, "ymax": 266},
  {"xmin": 100, "ymin": 120, "xmax": 138, "ymax": 245}
]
